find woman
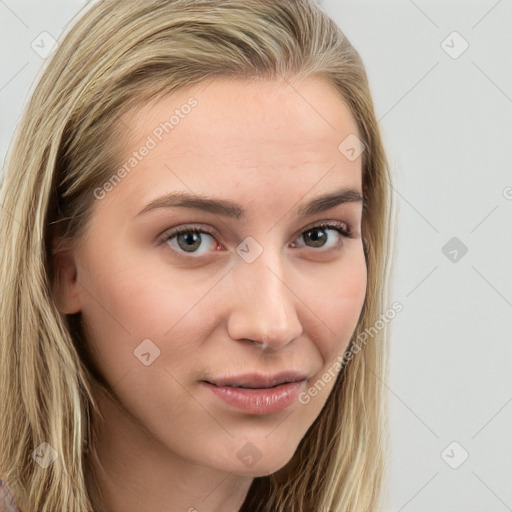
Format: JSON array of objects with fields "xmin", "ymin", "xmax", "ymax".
[{"xmin": 0, "ymin": 1, "xmax": 395, "ymax": 510}]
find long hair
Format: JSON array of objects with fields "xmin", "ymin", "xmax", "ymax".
[{"xmin": 0, "ymin": 1, "xmax": 396, "ymax": 510}]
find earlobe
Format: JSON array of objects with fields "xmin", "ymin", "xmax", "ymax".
[{"xmin": 52, "ymin": 246, "xmax": 82, "ymax": 315}]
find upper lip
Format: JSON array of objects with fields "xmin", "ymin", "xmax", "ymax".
[{"xmin": 205, "ymin": 371, "xmax": 308, "ymax": 389}]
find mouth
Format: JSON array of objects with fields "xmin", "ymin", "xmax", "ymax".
[
  {"xmin": 201, "ymin": 372, "xmax": 308, "ymax": 415},
  {"xmin": 203, "ymin": 371, "xmax": 308, "ymax": 390}
]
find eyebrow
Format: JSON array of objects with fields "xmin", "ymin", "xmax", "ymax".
[{"xmin": 133, "ymin": 186, "xmax": 363, "ymax": 220}]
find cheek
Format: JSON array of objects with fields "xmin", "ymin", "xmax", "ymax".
[
  {"xmin": 305, "ymin": 248, "xmax": 367, "ymax": 359},
  {"xmin": 77, "ymin": 252, "xmax": 220, "ymax": 383},
  {"xmin": 79, "ymin": 241, "xmax": 199, "ymax": 334},
  {"xmin": 298, "ymin": 251, "xmax": 367, "ymax": 412},
  {"xmin": 296, "ymin": 256, "xmax": 366, "ymax": 412}
]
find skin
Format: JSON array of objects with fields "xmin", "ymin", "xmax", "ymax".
[{"xmin": 53, "ymin": 76, "xmax": 367, "ymax": 512}]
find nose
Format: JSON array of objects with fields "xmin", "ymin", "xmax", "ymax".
[{"xmin": 226, "ymin": 245, "xmax": 303, "ymax": 350}]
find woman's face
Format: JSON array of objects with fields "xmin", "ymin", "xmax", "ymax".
[{"xmin": 55, "ymin": 77, "xmax": 366, "ymax": 477}]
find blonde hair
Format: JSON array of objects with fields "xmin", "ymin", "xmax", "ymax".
[{"xmin": 0, "ymin": 0, "xmax": 396, "ymax": 510}]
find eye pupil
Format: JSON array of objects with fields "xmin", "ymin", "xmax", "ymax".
[
  {"xmin": 177, "ymin": 232, "xmax": 202, "ymax": 252},
  {"xmin": 304, "ymin": 228, "xmax": 327, "ymax": 248}
]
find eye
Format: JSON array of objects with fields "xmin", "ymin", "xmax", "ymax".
[
  {"xmin": 291, "ymin": 221, "xmax": 352, "ymax": 250},
  {"xmin": 159, "ymin": 226, "xmax": 218, "ymax": 256},
  {"xmin": 158, "ymin": 221, "xmax": 353, "ymax": 258}
]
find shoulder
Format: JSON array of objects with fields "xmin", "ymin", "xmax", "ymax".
[{"xmin": 0, "ymin": 479, "xmax": 21, "ymax": 512}]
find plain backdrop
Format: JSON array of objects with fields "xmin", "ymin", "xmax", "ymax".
[{"xmin": 1, "ymin": 1, "xmax": 512, "ymax": 511}]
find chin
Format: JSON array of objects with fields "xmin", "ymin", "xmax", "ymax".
[
  {"xmin": 222, "ymin": 439, "xmax": 299, "ymax": 478},
  {"xmin": 232, "ymin": 460, "xmax": 292, "ymax": 478}
]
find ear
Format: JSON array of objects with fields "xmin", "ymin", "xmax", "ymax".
[{"xmin": 52, "ymin": 237, "xmax": 82, "ymax": 315}]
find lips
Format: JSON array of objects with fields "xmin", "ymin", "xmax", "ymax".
[
  {"xmin": 204, "ymin": 371, "xmax": 308, "ymax": 389},
  {"xmin": 202, "ymin": 371, "xmax": 309, "ymax": 415}
]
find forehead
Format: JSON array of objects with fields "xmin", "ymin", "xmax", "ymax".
[
  {"xmin": 126, "ymin": 76, "xmax": 358, "ymax": 149},
  {"xmin": 106, "ymin": 77, "xmax": 362, "ymax": 213}
]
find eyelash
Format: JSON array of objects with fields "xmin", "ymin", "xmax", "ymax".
[
  {"xmin": 295, "ymin": 221, "xmax": 353, "ymax": 243},
  {"xmin": 158, "ymin": 221, "xmax": 354, "ymax": 258}
]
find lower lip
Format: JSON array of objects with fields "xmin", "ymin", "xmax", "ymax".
[{"xmin": 203, "ymin": 380, "xmax": 305, "ymax": 415}]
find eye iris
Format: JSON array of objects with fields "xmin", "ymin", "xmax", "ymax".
[
  {"xmin": 304, "ymin": 228, "xmax": 327, "ymax": 248},
  {"xmin": 177, "ymin": 231, "xmax": 202, "ymax": 252}
]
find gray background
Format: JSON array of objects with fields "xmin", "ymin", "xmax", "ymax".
[{"xmin": 1, "ymin": 1, "xmax": 511, "ymax": 510}]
